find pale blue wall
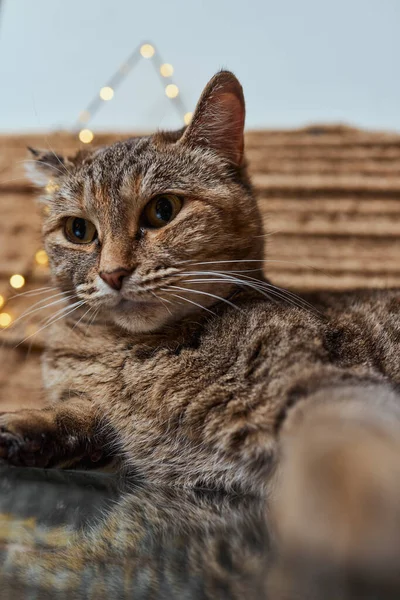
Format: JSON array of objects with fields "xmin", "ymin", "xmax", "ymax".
[{"xmin": 0, "ymin": 0, "xmax": 399, "ymax": 132}]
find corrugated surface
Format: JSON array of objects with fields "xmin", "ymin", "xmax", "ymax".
[{"xmin": 0, "ymin": 125, "xmax": 399, "ymax": 409}]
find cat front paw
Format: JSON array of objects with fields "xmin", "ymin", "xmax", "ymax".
[
  {"xmin": 273, "ymin": 416, "xmax": 400, "ymax": 577},
  {"xmin": 0, "ymin": 411, "xmax": 56, "ymax": 468}
]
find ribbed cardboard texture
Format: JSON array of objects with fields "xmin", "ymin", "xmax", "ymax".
[{"xmin": 1, "ymin": 125, "xmax": 399, "ymax": 409}]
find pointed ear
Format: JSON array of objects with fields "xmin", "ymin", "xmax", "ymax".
[
  {"xmin": 180, "ymin": 71, "xmax": 245, "ymax": 166},
  {"xmin": 25, "ymin": 147, "xmax": 72, "ymax": 187}
]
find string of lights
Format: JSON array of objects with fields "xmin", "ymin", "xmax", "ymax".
[
  {"xmin": 0, "ymin": 41, "xmax": 192, "ymax": 332},
  {"xmin": 0, "ymin": 249, "xmax": 49, "ymax": 330},
  {"xmin": 76, "ymin": 41, "xmax": 193, "ymax": 144}
]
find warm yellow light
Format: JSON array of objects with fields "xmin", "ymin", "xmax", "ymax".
[
  {"xmin": 0, "ymin": 295, "xmax": 4, "ymax": 310},
  {"xmin": 0, "ymin": 313, "xmax": 12, "ymax": 328},
  {"xmin": 79, "ymin": 129, "xmax": 94, "ymax": 144},
  {"xmin": 165, "ymin": 84, "xmax": 179, "ymax": 99},
  {"xmin": 160, "ymin": 63, "xmax": 174, "ymax": 77},
  {"xmin": 99, "ymin": 86, "xmax": 114, "ymax": 101},
  {"xmin": 140, "ymin": 44, "xmax": 155, "ymax": 59},
  {"xmin": 10, "ymin": 274, "xmax": 25, "ymax": 289},
  {"xmin": 78, "ymin": 110, "xmax": 91, "ymax": 123},
  {"xmin": 184, "ymin": 112, "xmax": 193, "ymax": 125},
  {"xmin": 35, "ymin": 249, "xmax": 49, "ymax": 266},
  {"xmin": 45, "ymin": 180, "xmax": 59, "ymax": 194}
]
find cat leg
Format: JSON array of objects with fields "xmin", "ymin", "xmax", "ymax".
[
  {"xmin": 270, "ymin": 381, "xmax": 400, "ymax": 596},
  {"xmin": 0, "ymin": 400, "xmax": 113, "ymax": 468}
]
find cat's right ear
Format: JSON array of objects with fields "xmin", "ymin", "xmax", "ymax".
[
  {"xmin": 179, "ymin": 70, "xmax": 245, "ymax": 167},
  {"xmin": 25, "ymin": 147, "xmax": 72, "ymax": 187}
]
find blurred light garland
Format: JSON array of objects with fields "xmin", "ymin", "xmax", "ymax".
[
  {"xmin": 1, "ymin": 42, "xmax": 192, "ymax": 332},
  {"xmin": 76, "ymin": 41, "xmax": 191, "ymax": 144},
  {"xmin": 0, "ymin": 250, "xmax": 49, "ymax": 330}
]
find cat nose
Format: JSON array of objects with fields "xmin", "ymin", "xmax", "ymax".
[{"xmin": 99, "ymin": 268, "xmax": 133, "ymax": 291}]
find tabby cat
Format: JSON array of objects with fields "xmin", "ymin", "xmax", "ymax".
[{"xmin": 1, "ymin": 71, "xmax": 400, "ymax": 586}]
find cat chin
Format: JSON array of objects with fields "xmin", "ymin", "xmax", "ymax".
[{"xmin": 111, "ymin": 308, "xmax": 170, "ymax": 334}]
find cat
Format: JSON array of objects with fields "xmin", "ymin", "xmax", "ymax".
[{"xmin": 0, "ymin": 70, "xmax": 400, "ymax": 589}]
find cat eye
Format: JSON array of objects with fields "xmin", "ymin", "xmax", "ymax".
[
  {"xmin": 142, "ymin": 194, "xmax": 183, "ymax": 229},
  {"xmin": 64, "ymin": 217, "xmax": 97, "ymax": 244}
]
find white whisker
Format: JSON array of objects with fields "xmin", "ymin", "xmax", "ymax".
[
  {"xmin": 166, "ymin": 284, "xmax": 241, "ymax": 312},
  {"xmin": 18, "ymin": 159, "xmax": 67, "ymax": 178},
  {"xmin": 1, "ymin": 292, "xmax": 75, "ymax": 331},
  {"xmin": 0, "ymin": 176, "xmax": 32, "ymax": 186},
  {"xmin": 229, "ymin": 273, "xmax": 320, "ymax": 315},
  {"xmin": 40, "ymin": 300, "xmax": 85, "ymax": 327},
  {"xmin": 150, "ymin": 291, "xmax": 173, "ymax": 316},
  {"xmin": 182, "ymin": 258, "xmax": 323, "ymax": 273},
  {"xmin": 14, "ymin": 301, "xmax": 85, "ymax": 348},
  {"xmin": 71, "ymin": 306, "xmax": 94, "ymax": 332},
  {"xmin": 178, "ymin": 274, "xmax": 275, "ymax": 304},
  {"xmin": 88, "ymin": 307, "xmax": 100, "ymax": 326},
  {"xmin": 8, "ymin": 286, "xmax": 57, "ymax": 300},
  {"xmin": 44, "ymin": 140, "xmax": 72, "ymax": 176},
  {"xmin": 162, "ymin": 291, "xmax": 217, "ymax": 316},
  {"xmin": 178, "ymin": 270, "xmax": 319, "ymax": 316},
  {"xmin": 254, "ymin": 229, "xmax": 283, "ymax": 238}
]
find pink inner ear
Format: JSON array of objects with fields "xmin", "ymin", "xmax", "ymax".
[
  {"xmin": 182, "ymin": 74, "xmax": 246, "ymax": 166},
  {"xmin": 215, "ymin": 92, "xmax": 245, "ymax": 164}
]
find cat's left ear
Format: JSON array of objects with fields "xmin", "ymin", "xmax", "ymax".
[
  {"xmin": 180, "ymin": 70, "xmax": 245, "ymax": 167},
  {"xmin": 25, "ymin": 147, "xmax": 72, "ymax": 187}
]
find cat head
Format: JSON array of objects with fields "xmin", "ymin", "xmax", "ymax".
[{"xmin": 27, "ymin": 71, "xmax": 264, "ymax": 334}]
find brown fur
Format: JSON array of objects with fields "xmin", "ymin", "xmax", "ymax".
[{"xmin": 1, "ymin": 71, "xmax": 400, "ymax": 595}]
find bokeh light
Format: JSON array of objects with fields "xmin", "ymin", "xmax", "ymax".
[
  {"xmin": 165, "ymin": 84, "xmax": 179, "ymax": 99},
  {"xmin": 35, "ymin": 250, "xmax": 49, "ymax": 266},
  {"xmin": 160, "ymin": 63, "xmax": 174, "ymax": 77},
  {"xmin": 0, "ymin": 313, "xmax": 12, "ymax": 328},
  {"xmin": 10, "ymin": 274, "xmax": 25, "ymax": 289},
  {"xmin": 99, "ymin": 86, "xmax": 114, "ymax": 101},
  {"xmin": 45, "ymin": 180, "xmax": 59, "ymax": 194},
  {"xmin": 79, "ymin": 129, "xmax": 94, "ymax": 144},
  {"xmin": 140, "ymin": 44, "xmax": 155, "ymax": 58}
]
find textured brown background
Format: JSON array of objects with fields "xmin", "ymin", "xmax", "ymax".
[{"xmin": 0, "ymin": 126, "xmax": 399, "ymax": 411}]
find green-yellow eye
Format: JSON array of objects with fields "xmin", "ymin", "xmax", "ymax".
[
  {"xmin": 64, "ymin": 217, "xmax": 97, "ymax": 244},
  {"xmin": 142, "ymin": 194, "xmax": 183, "ymax": 229}
]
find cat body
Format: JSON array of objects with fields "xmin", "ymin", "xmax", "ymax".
[{"xmin": 41, "ymin": 286, "xmax": 399, "ymax": 494}]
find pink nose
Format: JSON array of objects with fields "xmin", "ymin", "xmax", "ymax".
[{"xmin": 99, "ymin": 268, "xmax": 132, "ymax": 291}]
